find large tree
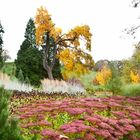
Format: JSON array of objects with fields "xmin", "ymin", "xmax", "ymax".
[
  {"xmin": 35, "ymin": 6, "xmax": 94, "ymax": 80},
  {"xmin": 0, "ymin": 21, "xmax": 4, "ymax": 69},
  {"xmin": 15, "ymin": 18, "xmax": 62, "ymax": 86}
]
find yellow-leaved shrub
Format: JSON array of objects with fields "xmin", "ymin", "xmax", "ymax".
[
  {"xmin": 95, "ymin": 66, "xmax": 112, "ymax": 85},
  {"xmin": 61, "ymin": 63, "xmax": 89, "ymax": 80},
  {"xmin": 130, "ymin": 71, "xmax": 139, "ymax": 83}
]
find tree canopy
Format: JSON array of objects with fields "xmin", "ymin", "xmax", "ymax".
[{"xmin": 35, "ymin": 6, "xmax": 94, "ymax": 79}]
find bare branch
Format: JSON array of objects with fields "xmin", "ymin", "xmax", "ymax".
[
  {"xmin": 56, "ymin": 32, "xmax": 77, "ymax": 45},
  {"xmin": 131, "ymin": 0, "xmax": 140, "ymax": 7},
  {"xmin": 55, "ymin": 33, "xmax": 66, "ymax": 43},
  {"xmin": 56, "ymin": 36, "xmax": 77, "ymax": 45}
]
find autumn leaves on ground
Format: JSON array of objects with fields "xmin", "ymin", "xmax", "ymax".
[{"xmin": 0, "ymin": 6, "xmax": 140, "ymax": 140}]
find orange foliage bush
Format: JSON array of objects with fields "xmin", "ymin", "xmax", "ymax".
[
  {"xmin": 130, "ymin": 71, "xmax": 140, "ymax": 83},
  {"xmin": 95, "ymin": 66, "xmax": 112, "ymax": 85}
]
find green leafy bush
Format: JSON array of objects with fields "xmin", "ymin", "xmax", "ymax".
[
  {"xmin": 86, "ymin": 86, "xmax": 106, "ymax": 94},
  {"xmin": 18, "ymin": 69, "xmax": 24, "ymax": 83},
  {"xmin": 106, "ymin": 64, "xmax": 122, "ymax": 94},
  {"xmin": 0, "ymin": 87, "xmax": 23, "ymax": 140},
  {"xmin": 121, "ymin": 83, "xmax": 140, "ymax": 96}
]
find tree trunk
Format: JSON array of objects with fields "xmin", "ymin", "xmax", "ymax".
[
  {"xmin": 43, "ymin": 56, "xmax": 54, "ymax": 80},
  {"xmin": 47, "ymin": 67, "xmax": 53, "ymax": 80},
  {"xmin": 42, "ymin": 32, "xmax": 56, "ymax": 80}
]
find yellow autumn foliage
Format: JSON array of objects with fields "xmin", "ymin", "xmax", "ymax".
[
  {"xmin": 35, "ymin": 6, "xmax": 94, "ymax": 79},
  {"xmin": 58, "ymin": 49, "xmax": 76, "ymax": 70},
  {"xmin": 62, "ymin": 69, "xmax": 75, "ymax": 80},
  {"xmin": 130, "ymin": 71, "xmax": 139, "ymax": 83},
  {"xmin": 50, "ymin": 27, "xmax": 62, "ymax": 41},
  {"xmin": 35, "ymin": 6, "xmax": 54, "ymax": 45},
  {"xmin": 66, "ymin": 25, "xmax": 92, "ymax": 50},
  {"xmin": 58, "ymin": 49, "xmax": 89, "ymax": 79},
  {"xmin": 62, "ymin": 63, "xmax": 89, "ymax": 80},
  {"xmin": 96, "ymin": 66, "xmax": 112, "ymax": 85},
  {"xmin": 35, "ymin": 6, "xmax": 62, "ymax": 45}
]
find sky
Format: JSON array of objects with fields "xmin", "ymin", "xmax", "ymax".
[{"xmin": 0, "ymin": 0, "xmax": 140, "ymax": 62}]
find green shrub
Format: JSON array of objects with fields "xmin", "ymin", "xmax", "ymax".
[
  {"xmin": 2, "ymin": 62, "xmax": 16, "ymax": 78},
  {"xmin": 24, "ymin": 76, "xmax": 30, "ymax": 85},
  {"xmin": 121, "ymin": 83, "xmax": 140, "ymax": 96},
  {"xmin": 17, "ymin": 69, "xmax": 24, "ymax": 83},
  {"xmin": 0, "ymin": 87, "xmax": 23, "ymax": 140},
  {"xmin": 80, "ymin": 71, "xmax": 97, "ymax": 89},
  {"xmin": 86, "ymin": 85, "xmax": 106, "ymax": 94},
  {"xmin": 106, "ymin": 77, "xmax": 122, "ymax": 94},
  {"xmin": 106, "ymin": 64, "xmax": 122, "ymax": 94}
]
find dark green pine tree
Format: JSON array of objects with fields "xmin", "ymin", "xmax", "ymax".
[
  {"xmin": 0, "ymin": 21, "xmax": 4, "ymax": 69},
  {"xmin": 24, "ymin": 18, "xmax": 36, "ymax": 47},
  {"xmin": 15, "ymin": 18, "xmax": 62, "ymax": 86},
  {"xmin": 0, "ymin": 87, "xmax": 23, "ymax": 140},
  {"xmin": 15, "ymin": 39, "xmax": 46, "ymax": 86}
]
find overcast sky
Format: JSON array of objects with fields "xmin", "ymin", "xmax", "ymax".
[{"xmin": 0, "ymin": 0, "xmax": 140, "ymax": 62}]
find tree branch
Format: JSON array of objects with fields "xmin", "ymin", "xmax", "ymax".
[
  {"xmin": 55, "ymin": 33, "xmax": 77, "ymax": 45},
  {"xmin": 66, "ymin": 45, "xmax": 87, "ymax": 54}
]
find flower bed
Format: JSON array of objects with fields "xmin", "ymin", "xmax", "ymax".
[{"xmin": 11, "ymin": 94, "xmax": 140, "ymax": 140}]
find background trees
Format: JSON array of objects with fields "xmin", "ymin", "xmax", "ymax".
[
  {"xmin": 121, "ymin": 43, "xmax": 140, "ymax": 84},
  {"xmin": 132, "ymin": 43, "xmax": 140, "ymax": 69},
  {"xmin": 0, "ymin": 22, "xmax": 4, "ymax": 69},
  {"xmin": 35, "ymin": 6, "xmax": 94, "ymax": 80}
]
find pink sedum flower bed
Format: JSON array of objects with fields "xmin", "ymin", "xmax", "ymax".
[{"xmin": 13, "ymin": 95, "xmax": 140, "ymax": 140}]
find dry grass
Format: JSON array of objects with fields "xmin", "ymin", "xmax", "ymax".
[
  {"xmin": 41, "ymin": 79, "xmax": 85, "ymax": 95},
  {"xmin": 0, "ymin": 71, "xmax": 33, "ymax": 92},
  {"xmin": 0, "ymin": 71, "xmax": 10, "ymax": 82}
]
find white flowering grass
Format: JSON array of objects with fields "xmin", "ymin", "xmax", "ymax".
[
  {"xmin": 0, "ymin": 72, "xmax": 33, "ymax": 92},
  {"xmin": 41, "ymin": 79, "xmax": 85, "ymax": 95},
  {"xmin": 0, "ymin": 72, "xmax": 85, "ymax": 94}
]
